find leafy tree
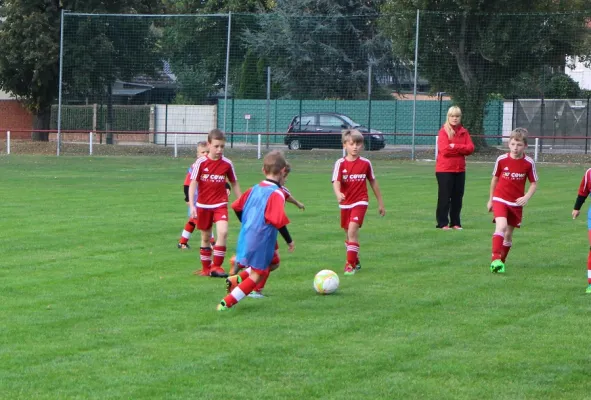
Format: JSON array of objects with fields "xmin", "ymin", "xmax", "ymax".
[
  {"xmin": 0, "ymin": 0, "xmax": 161, "ymax": 141},
  {"xmin": 380, "ymin": 1, "xmax": 591, "ymax": 149},
  {"xmin": 242, "ymin": 0, "xmax": 392, "ymax": 100}
]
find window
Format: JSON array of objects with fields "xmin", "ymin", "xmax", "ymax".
[{"xmin": 319, "ymin": 115, "xmax": 344, "ymax": 127}]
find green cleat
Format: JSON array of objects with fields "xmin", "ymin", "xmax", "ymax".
[
  {"xmin": 343, "ymin": 263, "xmax": 356, "ymax": 276},
  {"xmin": 216, "ymin": 301, "xmax": 229, "ymax": 311},
  {"xmin": 586, "ymin": 285, "xmax": 591, "ymax": 294},
  {"xmin": 490, "ymin": 259, "xmax": 505, "ymax": 273}
]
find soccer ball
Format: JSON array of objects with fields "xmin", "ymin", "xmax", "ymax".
[{"xmin": 314, "ymin": 270, "xmax": 339, "ymax": 295}]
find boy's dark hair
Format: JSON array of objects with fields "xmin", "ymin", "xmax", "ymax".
[
  {"xmin": 263, "ymin": 150, "xmax": 287, "ymax": 175},
  {"xmin": 342, "ymin": 129, "xmax": 364, "ymax": 144},
  {"xmin": 208, "ymin": 128, "xmax": 225, "ymax": 143}
]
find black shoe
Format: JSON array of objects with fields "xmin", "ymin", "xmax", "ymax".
[{"xmin": 177, "ymin": 243, "xmax": 190, "ymax": 249}]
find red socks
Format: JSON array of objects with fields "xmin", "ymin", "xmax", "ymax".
[
  {"xmin": 223, "ymin": 277, "xmax": 257, "ymax": 308},
  {"xmin": 501, "ymin": 241, "xmax": 512, "ymax": 263},
  {"xmin": 491, "ymin": 233, "xmax": 504, "ymax": 262},
  {"xmin": 346, "ymin": 241, "xmax": 359, "ymax": 267},
  {"xmin": 199, "ymin": 247, "xmax": 212, "ymax": 271},
  {"xmin": 212, "ymin": 245, "xmax": 226, "ymax": 267}
]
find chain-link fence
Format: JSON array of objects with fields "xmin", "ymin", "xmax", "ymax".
[{"xmin": 52, "ymin": 11, "xmax": 591, "ymax": 159}]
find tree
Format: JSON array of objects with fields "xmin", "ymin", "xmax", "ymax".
[
  {"xmin": 242, "ymin": 0, "xmax": 393, "ymax": 100},
  {"xmin": 380, "ymin": 1, "xmax": 591, "ymax": 149},
  {"xmin": 0, "ymin": 0, "xmax": 161, "ymax": 141}
]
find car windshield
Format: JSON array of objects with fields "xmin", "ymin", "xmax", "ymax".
[{"xmin": 340, "ymin": 115, "xmax": 361, "ymax": 128}]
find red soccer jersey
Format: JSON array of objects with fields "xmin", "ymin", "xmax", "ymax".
[
  {"xmin": 492, "ymin": 153, "xmax": 538, "ymax": 206},
  {"xmin": 190, "ymin": 156, "xmax": 237, "ymax": 208},
  {"xmin": 280, "ymin": 185, "xmax": 292, "ymax": 200},
  {"xmin": 232, "ymin": 181, "xmax": 290, "ymax": 228},
  {"xmin": 332, "ymin": 156, "xmax": 375, "ymax": 209},
  {"xmin": 577, "ymin": 168, "xmax": 591, "ymax": 197}
]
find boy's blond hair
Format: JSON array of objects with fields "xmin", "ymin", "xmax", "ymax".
[
  {"xmin": 208, "ymin": 128, "xmax": 225, "ymax": 143},
  {"xmin": 284, "ymin": 161, "xmax": 291, "ymax": 175},
  {"xmin": 263, "ymin": 150, "xmax": 287, "ymax": 175},
  {"xmin": 509, "ymin": 128, "xmax": 529, "ymax": 145},
  {"xmin": 342, "ymin": 129, "xmax": 364, "ymax": 145},
  {"xmin": 197, "ymin": 141, "xmax": 208, "ymax": 150}
]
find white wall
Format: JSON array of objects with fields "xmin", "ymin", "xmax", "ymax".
[
  {"xmin": 566, "ymin": 56, "xmax": 591, "ymax": 90},
  {"xmin": 153, "ymin": 105, "xmax": 216, "ymax": 145}
]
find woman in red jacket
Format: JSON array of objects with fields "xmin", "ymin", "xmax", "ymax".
[{"xmin": 435, "ymin": 106, "xmax": 474, "ymax": 230}]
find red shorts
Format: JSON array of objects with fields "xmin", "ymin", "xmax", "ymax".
[
  {"xmin": 340, "ymin": 205, "xmax": 368, "ymax": 230},
  {"xmin": 196, "ymin": 205, "xmax": 229, "ymax": 230},
  {"xmin": 492, "ymin": 201, "xmax": 523, "ymax": 228}
]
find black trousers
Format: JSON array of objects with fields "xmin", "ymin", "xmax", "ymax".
[{"xmin": 435, "ymin": 172, "xmax": 466, "ymax": 228}]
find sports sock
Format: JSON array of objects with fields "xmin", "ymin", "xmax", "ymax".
[
  {"xmin": 238, "ymin": 269, "xmax": 250, "ymax": 281},
  {"xmin": 223, "ymin": 277, "xmax": 257, "ymax": 308},
  {"xmin": 200, "ymin": 247, "xmax": 212, "ymax": 270},
  {"xmin": 491, "ymin": 233, "xmax": 504, "ymax": 261},
  {"xmin": 212, "ymin": 245, "xmax": 226, "ymax": 267},
  {"xmin": 255, "ymin": 269, "xmax": 270, "ymax": 291},
  {"xmin": 501, "ymin": 241, "xmax": 512, "ymax": 263},
  {"xmin": 179, "ymin": 220, "xmax": 196, "ymax": 244},
  {"xmin": 346, "ymin": 241, "xmax": 359, "ymax": 266}
]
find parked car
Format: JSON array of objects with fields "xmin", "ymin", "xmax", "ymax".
[{"xmin": 284, "ymin": 112, "xmax": 386, "ymax": 151}]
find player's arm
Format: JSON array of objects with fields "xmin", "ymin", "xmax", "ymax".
[
  {"xmin": 225, "ymin": 182, "xmax": 231, "ymax": 196},
  {"xmin": 573, "ymin": 172, "xmax": 591, "ymax": 219},
  {"xmin": 231, "ymin": 188, "xmax": 252, "ymax": 222},
  {"xmin": 188, "ymin": 179, "xmax": 198, "ymax": 217},
  {"xmin": 369, "ymin": 179, "xmax": 385, "ymax": 216},
  {"xmin": 487, "ymin": 176, "xmax": 499, "ymax": 212},
  {"xmin": 516, "ymin": 181, "xmax": 537, "ymax": 206},
  {"xmin": 333, "ymin": 180, "xmax": 345, "ymax": 203},
  {"xmin": 184, "ymin": 185, "xmax": 190, "ymax": 203},
  {"xmin": 286, "ymin": 195, "xmax": 305, "ymax": 210},
  {"xmin": 230, "ymin": 180, "xmax": 242, "ymax": 199}
]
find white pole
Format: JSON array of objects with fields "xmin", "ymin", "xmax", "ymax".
[
  {"xmin": 411, "ymin": 9, "xmax": 420, "ymax": 161},
  {"xmin": 56, "ymin": 9, "xmax": 65, "ymax": 157},
  {"xmin": 89, "ymin": 132, "xmax": 93, "ymax": 155},
  {"xmin": 222, "ymin": 12, "xmax": 231, "ymax": 132},
  {"xmin": 534, "ymin": 137, "xmax": 539, "ymax": 162},
  {"xmin": 434, "ymin": 136, "xmax": 438, "ymax": 160},
  {"xmin": 174, "ymin": 134, "xmax": 178, "ymax": 158},
  {"xmin": 245, "ymin": 119, "xmax": 249, "ymax": 145},
  {"xmin": 6, "ymin": 130, "xmax": 10, "ymax": 155},
  {"xmin": 257, "ymin": 134, "xmax": 261, "ymax": 159}
]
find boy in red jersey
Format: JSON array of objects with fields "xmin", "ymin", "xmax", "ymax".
[
  {"xmin": 487, "ymin": 128, "xmax": 538, "ymax": 273},
  {"xmin": 571, "ymin": 168, "xmax": 591, "ymax": 293},
  {"xmin": 332, "ymin": 129, "xmax": 385, "ymax": 276},
  {"xmin": 217, "ymin": 150, "xmax": 295, "ymax": 311},
  {"xmin": 178, "ymin": 142, "xmax": 208, "ymax": 249},
  {"xmin": 188, "ymin": 129, "xmax": 242, "ymax": 278},
  {"xmin": 227, "ymin": 162, "xmax": 304, "ymax": 298}
]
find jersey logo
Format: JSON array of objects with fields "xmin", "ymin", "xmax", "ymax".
[
  {"xmin": 202, "ymin": 174, "xmax": 209, "ymax": 179},
  {"xmin": 353, "ymin": 216, "xmax": 359, "ymax": 220},
  {"xmin": 503, "ymin": 167, "xmax": 509, "ymax": 171},
  {"xmin": 343, "ymin": 175, "xmax": 348, "ymax": 179},
  {"xmin": 221, "ymin": 215, "xmax": 227, "ymax": 219},
  {"xmin": 343, "ymin": 169, "xmax": 348, "ymax": 173},
  {"xmin": 204, "ymin": 167, "xmax": 209, "ymax": 172}
]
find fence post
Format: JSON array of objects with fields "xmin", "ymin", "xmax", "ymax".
[
  {"xmin": 174, "ymin": 133, "xmax": 178, "ymax": 158},
  {"xmin": 89, "ymin": 132, "xmax": 93, "ymax": 155},
  {"xmin": 222, "ymin": 12, "xmax": 232, "ymax": 133},
  {"xmin": 586, "ymin": 96, "xmax": 590, "ymax": 155},
  {"xmin": 539, "ymin": 96, "xmax": 545, "ymax": 154},
  {"xmin": 6, "ymin": 130, "xmax": 10, "ymax": 155},
  {"xmin": 411, "ymin": 9, "xmax": 420, "ymax": 161},
  {"xmin": 534, "ymin": 138, "xmax": 539, "ymax": 162}
]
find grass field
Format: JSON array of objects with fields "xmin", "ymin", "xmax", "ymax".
[{"xmin": 1, "ymin": 154, "xmax": 590, "ymax": 399}]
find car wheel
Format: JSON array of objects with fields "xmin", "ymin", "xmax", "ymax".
[{"xmin": 288, "ymin": 138, "xmax": 302, "ymax": 150}]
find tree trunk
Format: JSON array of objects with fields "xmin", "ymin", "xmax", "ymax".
[
  {"xmin": 455, "ymin": 85, "xmax": 489, "ymax": 151},
  {"xmin": 31, "ymin": 107, "xmax": 51, "ymax": 141}
]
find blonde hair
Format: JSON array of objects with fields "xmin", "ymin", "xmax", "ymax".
[
  {"xmin": 196, "ymin": 141, "xmax": 208, "ymax": 149},
  {"xmin": 208, "ymin": 128, "xmax": 225, "ymax": 143},
  {"xmin": 509, "ymin": 127, "xmax": 529, "ymax": 145},
  {"xmin": 444, "ymin": 106, "xmax": 462, "ymax": 139},
  {"xmin": 263, "ymin": 150, "xmax": 287, "ymax": 175},
  {"xmin": 342, "ymin": 129, "xmax": 364, "ymax": 144}
]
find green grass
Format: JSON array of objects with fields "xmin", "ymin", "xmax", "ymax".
[{"xmin": 1, "ymin": 154, "xmax": 590, "ymax": 399}]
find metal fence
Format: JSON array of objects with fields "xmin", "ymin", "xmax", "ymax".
[{"xmin": 53, "ymin": 11, "xmax": 591, "ymax": 158}]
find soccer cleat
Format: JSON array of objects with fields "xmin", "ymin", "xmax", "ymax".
[
  {"xmin": 216, "ymin": 301, "xmax": 229, "ymax": 311},
  {"xmin": 209, "ymin": 265, "xmax": 228, "ymax": 278},
  {"xmin": 452, "ymin": 225, "xmax": 463, "ymax": 230},
  {"xmin": 226, "ymin": 275, "xmax": 242, "ymax": 294},
  {"xmin": 586, "ymin": 285, "xmax": 591, "ymax": 294},
  {"xmin": 490, "ymin": 259, "xmax": 505, "ymax": 273},
  {"xmin": 193, "ymin": 267, "xmax": 210, "ymax": 276},
  {"xmin": 355, "ymin": 260, "xmax": 361, "ymax": 271},
  {"xmin": 248, "ymin": 290, "xmax": 265, "ymax": 299},
  {"xmin": 177, "ymin": 242, "xmax": 191, "ymax": 249},
  {"xmin": 344, "ymin": 263, "xmax": 356, "ymax": 276},
  {"xmin": 439, "ymin": 226, "xmax": 451, "ymax": 230}
]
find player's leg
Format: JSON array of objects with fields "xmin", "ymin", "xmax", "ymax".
[
  {"xmin": 210, "ymin": 217, "xmax": 229, "ymax": 278},
  {"xmin": 178, "ymin": 217, "xmax": 197, "ymax": 249},
  {"xmin": 435, "ymin": 172, "xmax": 452, "ymax": 229},
  {"xmin": 194, "ymin": 208, "xmax": 213, "ymax": 276},
  {"xmin": 449, "ymin": 172, "xmax": 465, "ymax": 229},
  {"xmin": 501, "ymin": 225, "xmax": 515, "ymax": 263},
  {"xmin": 345, "ymin": 221, "xmax": 360, "ymax": 276},
  {"xmin": 490, "ymin": 201, "xmax": 509, "ymax": 273},
  {"xmin": 586, "ymin": 209, "xmax": 591, "ymax": 293},
  {"xmin": 218, "ymin": 268, "xmax": 265, "ymax": 310},
  {"xmin": 250, "ymin": 249, "xmax": 280, "ymax": 298}
]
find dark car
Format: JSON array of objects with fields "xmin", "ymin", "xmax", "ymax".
[{"xmin": 284, "ymin": 112, "xmax": 386, "ymax": 151}]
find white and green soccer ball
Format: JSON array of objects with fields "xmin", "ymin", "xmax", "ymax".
[{"xmin": 313, "ymin": 269, "xmax": 339, "ymax": 295}]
